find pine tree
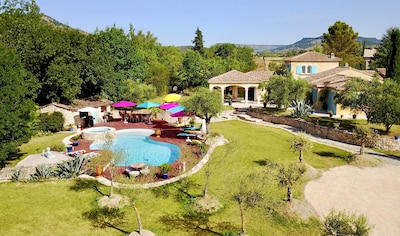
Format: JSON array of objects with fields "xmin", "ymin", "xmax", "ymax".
[{"xmin": 192, "ymin": 27, "xmax": 205, "ymax": 55}]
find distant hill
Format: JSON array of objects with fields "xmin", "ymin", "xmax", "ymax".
[{"xmin": 240, "ymin": 36, "xmax": 381, "ymax": 53}]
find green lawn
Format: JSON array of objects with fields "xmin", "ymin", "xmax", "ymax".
[
  {"xmin": 0, "ymin": 120, "xmax": 351, "ymax": 235},
  {"xmin": 8, "ymin": 132, "xmax": 73, "ymax": 167}
]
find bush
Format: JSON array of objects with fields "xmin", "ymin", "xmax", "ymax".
[
  {"xmin": 54, "ymin": 155, "xmax": 92, "ymax": 179},
  {"xmin": 324, "ymin": 210, "xmax": 373, "ymax": 236},
  {"xmin": 50, "ymin": 144, "xmax": 65, "ymax": 152},
  {"xmin": 30, "ymin": 164, "xmax": 53, "ymax": 181},
  {"xmin": 11, "ymin": 169, "xmax": 25, "ymax": 182},
  {"xmin": 39, "ymin": 112, "xmax": 65, "ymax": 133}
]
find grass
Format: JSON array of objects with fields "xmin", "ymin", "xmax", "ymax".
[
  {"xmin": 0, "ymin": 120, "xmax": 352, "ymax": 235},
  {"xmin": 8, "ymin": 132, "xmax": 73, "ymax": 167}
]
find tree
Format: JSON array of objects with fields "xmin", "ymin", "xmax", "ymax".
[
  {"xmin": 336, "ymin": 78, "xmax": 400, "ymax": 132},
  {"xmin": 289, "ymin": 132, "xmax": 313, "ymax": 163},
  {"xmin": 182, "ymin": 87, "xmax": 223, "ymax": 134},
  {"xmin": 0, "ymin": 43, "xmax": 36, "ymax": 167},
  {"xmin": 353, "ymin": 124, "xmax": 375, "ymax": 155},
  {"xmin": 192, "ymin": 27, "xmax": 205, "ymax": 55},
  {"xmin": 322, "ymin": 21, "xmax": 364, "ymax": 68},
  {"xmin": 121, "ymin": 79, "xmax": 157, "ymax": 104},
  {"xmin": 373, "ymin": 27, "xmax": 400, "ymax": 83},
  {"xmin": 335, "ymin": 77, "xmax": 381, "ymax": 121},
  {"xmin": 232, "ymin": 173, "xmax": 266, "ymax": 236},
  {"xmin": 370, "ymin": 79, "xmax": 400, "ymax": 132},
  {"xmin": 277, "ymin": 163, "xmax": 304, "ymax": 202},
  {"xmin": 266, "ymin": 74, "xmax": 311, "ymax": 109}
]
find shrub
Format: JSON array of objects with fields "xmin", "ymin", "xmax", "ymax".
[
  {"xmin": 39, "ymin": 112, "xmax": 65, "ymax": 133},
  {"xmin": 11, "ymin": 169, "xmax": 25, "ymax": 182},
  {"xmin": 50, "ymin": 144, "xmax": 65, "ymax": 152},
  {"xmin": 54, "ymin": 155, "xmax": 92, "ymax": 179},
  {"xmin": 30, "ymin": 164, "xmax": 53, "ymax": 181},
  {"xmin": 292, "ymin": 99, "xmax": 313, "ymax": 118},
  {"xmin": 324, "ymin": 210, "xmax": 373, "ymax": 236},
  {"xmin": 159, "ymin": 163, "xmax": 171, "ymax": 173}
]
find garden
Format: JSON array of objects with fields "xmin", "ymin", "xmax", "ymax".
[{"xmin": 0, "ymin": 119, "xmax": 355, "ymax": 235}]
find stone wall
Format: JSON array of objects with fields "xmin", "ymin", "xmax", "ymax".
[
  {"xmin": 248, "ymin": 111, "xmax": 360, "ymax": 146},
  {"xmin": 40, "ymin": 105, "xmax": 78, "ymax": 128},
  {"xmin": 248, "ymin": 110, "xmax": 400, "ymax": 151}
]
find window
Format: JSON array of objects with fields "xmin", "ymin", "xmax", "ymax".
[{"xmin": 297, "ymin": 65, "xmax": 316, "ymax": 74}]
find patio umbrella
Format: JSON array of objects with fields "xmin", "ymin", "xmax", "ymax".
[
  {"xmin": 170, "ymin": 110, "xmax": 193, "ymax": 117},
  {"xmin": 167, "ymin": 105, "xmax": 185, "ymax": 114},
  {"xmin": 164, "ymin": 93, "xmax": 181, "ymax": 102},
  {"xmin": 136, "ymin": 101, "xmax": 160, "ymax": 109},
  {"xmin": 112, "ymin": 100, "xmax": 136, "ymax": 108},
  {"xmin": 159, "ymin": 102, "xmax": 179, "ymax": 110}
]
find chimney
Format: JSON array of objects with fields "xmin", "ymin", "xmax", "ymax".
[{"xmin": 330, "ymin": 53, "xmax": 335, "ymax": 58}]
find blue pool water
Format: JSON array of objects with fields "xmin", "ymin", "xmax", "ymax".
[{"xmin": 89, "ymin": 129, "xmax": 180, "ymax": 166}]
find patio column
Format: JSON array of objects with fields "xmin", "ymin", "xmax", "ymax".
[{"xmin": 244, "ymin": 87, "xmax": 248, "ymax": 104}]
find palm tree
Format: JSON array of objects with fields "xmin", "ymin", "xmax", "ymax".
[{"xmin": 289, "ymin": 132, "xmax": 313, "ymax": 163}]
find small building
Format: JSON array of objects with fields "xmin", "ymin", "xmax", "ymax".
[
  {"xmin": 208, "ymin": 70, "xmax": 274, "ymax": 105},
  {"xmin": 39, "ymin": 96, "xmax": 114, "ymax": 129}
]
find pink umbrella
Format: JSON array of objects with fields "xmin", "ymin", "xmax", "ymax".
[
  {"xmin": 159, "ymin": 102, "xmax": 179, "ymax": 110},
  {"xmin": 170, "ymin": 110, "xmax": 193, "ymax": 117},
  {"xmin": 112, "ymin": 100, "xmax": 136, "ymax": 107}
]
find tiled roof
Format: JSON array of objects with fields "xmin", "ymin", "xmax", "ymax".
[
  {"xmin": 285, "ymin": 51, "xmax": 341, "ymax": 62},
  {"xmin": 40, "ymin": 97, "xmax": 114, "ymax": 111},
  {"xmin": 363, "ymin": 48, "xmax": 376, "ymax": 58},
  {"xmin": 304, "ymin": 67, "xmax": 382, "ymax": 90},
  {"xmin": 208, "ymin": 70, "xmax": 268, "ymax": 83},
  {"xmin": 245, "ymin": 71, "xmax": 274, "ymax": 81}
]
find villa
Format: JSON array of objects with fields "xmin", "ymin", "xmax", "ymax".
[{"xmin": 209, "ymin": 51, "xmax": 384, "ymax": 116}]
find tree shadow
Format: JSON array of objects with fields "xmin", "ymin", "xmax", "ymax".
[
  {"xmin": 159, "ymin": 213, "xmax": 238, "ymax": 236},
  {"xmin": 313, "ymin": 151, "xmax": 344, "ymax": 158},
  {"xmin": 69, "ymin": 178, "xmax": 106, "ymax": 196},
  {"xmin": 83, "ymin": 206, "xmax": 130, "ymax": 234},
  {"xmin": 254, "ymin": 159, "xmax": 280, "ymax": 168}
]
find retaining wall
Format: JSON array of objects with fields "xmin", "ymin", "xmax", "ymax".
[{"xmin": 248, "ymin": 111, "xmax": 400, "ymax": 151}]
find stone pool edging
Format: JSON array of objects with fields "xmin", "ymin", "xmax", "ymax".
[{"xmin": 83, "ymin": 135, "xmax": 228, "ymax": 189}]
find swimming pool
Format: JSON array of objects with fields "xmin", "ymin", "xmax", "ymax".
[{"xmin": 89, "ymin": 129, "xmax": 180, "ymax": 166}]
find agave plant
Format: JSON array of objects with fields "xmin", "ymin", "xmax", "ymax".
[
  {"xmin": 30, "ymin": 164, "xmax": 53, "ymax": 181},
  {"xmin": 292, "ymin": 99, "xmax": 313, "ymax": 118},
  {"xmin": 54, "ymin": 155, "xmax": 92, "ymax": 179},
  {"xmin": 11, "ymin": 169, "xmax": 25, "ymax": 182}
]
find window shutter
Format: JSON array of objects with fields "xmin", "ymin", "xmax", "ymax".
[
  {"xmin": 296, "ymin": 65, "xmax": 301, "ymax": 74},
  {"xmin": 312, "ymin": 65, "xmax": 317, "ymax": 74},
  {"xmin": 312, "ymin": 89, "xmax": 318, "ymax": 101}
]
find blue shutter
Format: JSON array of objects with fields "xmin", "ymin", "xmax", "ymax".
[
  {"xmin": 312, "ymin": 88, "xmax": 318, "ymax": 101},
  {"xmin": 296, "ymin": 65, "xmax": 301, "ymax": 74},
  {"xmin": 312, "ymin": 65, "xmax": 317, "ymax": 74},
  {"xmin": 332, "ymin": 91, "xmax": 337, "ymax": 115},
  {"xmin": 287, "ymin": 64, "xmax": 291, "ymax": 72}
]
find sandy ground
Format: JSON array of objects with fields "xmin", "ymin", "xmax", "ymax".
[{"xmin": 304, "ymin": 163, "xmax": 400, "ymax": 236}]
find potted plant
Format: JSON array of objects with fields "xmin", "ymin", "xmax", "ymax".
[
  {"xmin": 227, "ymin": 94, "xmax": 233, "ymax": 106},
  {"xmin": 328, "ymin": 110, "xmax": 333, "ymax": 118},
  {"xmin": 159, "ymin": 163, "xmax": 171, "ymax": 179},
  {"xmin": 67, "ymin": 123, "xmax": 74, "ymax": 132},
  {"xmin": 198, "ymin": 142, "xmax": 206, "ymax": 156},
  {"xmin": 88, "ymin": 154, "xmax": 109, "ymax": 177},
  {"xmin": 189, "ymin": 117, "xmax": 195, "ymax": 127}
]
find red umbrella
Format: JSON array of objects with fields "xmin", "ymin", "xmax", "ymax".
[
  {"xmin": 112, "ymin": 100, "xmax": 136, "ymax": 107},
  {"xmin": 159, "ymin": 102, "xmax": 179, "ymax": 110},
  {"xmin": 170, "ymin": 110, "xmax": 193, "ymax": 117}
]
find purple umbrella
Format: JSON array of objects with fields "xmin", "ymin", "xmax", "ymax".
[
  {"xmin": 112, "ymin": 100, "xmax": 136, "ymax": 107},
  {"xmin": 159, "ymin": 102, "xmax": 179, "ymax": 110}
]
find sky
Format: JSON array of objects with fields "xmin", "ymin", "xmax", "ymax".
[{"xmin": 35, "ymin": 0, "xmax": 399, "ymax": 47}]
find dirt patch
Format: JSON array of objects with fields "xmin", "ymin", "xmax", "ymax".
[
  {"xmin": 98, "ymin": 194, "xmax": 129, "ymax": 209},
  {"xmin": 191, "ymin": 194, "xmax": 223, "ymax": 214},
  {"xmin": 304, "ymin": 163, "xmax": 400, "ymax": 236}
]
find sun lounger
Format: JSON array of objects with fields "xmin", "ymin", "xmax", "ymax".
[
  {"xmin": 177, "ymin": 132, "xmax": 199, "ymax": 138},
  {"xmin": 184, "ymin": 126, "xmax": 201, "ymax": 131}
]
